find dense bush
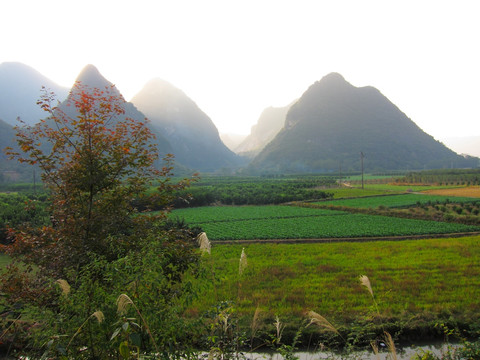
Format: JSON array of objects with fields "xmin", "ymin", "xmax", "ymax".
[
  {"xmin": 171, "ymin": 177, "xmax": 335, "ymax": 208},
  {"xmin": 0, "ymin": 192, "xmax": 49, "ymax": 244}
]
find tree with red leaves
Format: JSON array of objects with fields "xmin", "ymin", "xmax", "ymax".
[
  {"xmin": 0, "ymin": 83, "xmax": 200, "ymax": 357},
  {"xmin": 4, "ymin": 82, "xmax": 195, "ymax": 279}
]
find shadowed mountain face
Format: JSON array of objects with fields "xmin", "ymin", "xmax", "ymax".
[
  {"xmin": 0, "ymin": 118, "xmax": 35, "ymax": 182},
  {"xmin": 235, "ymin": 102, "xmax": 294, "ymax": 158},
  {"xmin": 0, "ymin": 62, "xmax": 69, "ymax": 126},
  {"xmin": 131, "ymin": 79, "xmax": 243, "ymax": 172},
  {"xmin": 250, "ymin": 73, "xmax": 476, "ymax": 173}
]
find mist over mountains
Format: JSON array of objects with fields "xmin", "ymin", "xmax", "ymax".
[
  {"xmin": 235, "ymin": 101, "xmax": 295, "ymax": 158},
  {"xmin": 130, "ymin": 79, "xmax": 242, "ymax": 172},
  {"xmin": 0, "ymin": 62, "xmax": 69, "ymax": 126},
  {"xmin": 0, "ymin": 62, "xmax": 477, "ymax": 180},
  {"xmin": 73, "ymin": 65, "xmax": 174, "ymax": 157}
]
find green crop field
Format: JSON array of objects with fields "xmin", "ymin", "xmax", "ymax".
[
  {"xmin": 190, "ymin": 236, "xmax": 480, "ymax": 330},
  {"xmin": 172, "ymin": 205, "xmax": 344, "ymax": 223},
  {"xmin": 172, "ymin": 205, "xmax": 480, "ymax": 240},
  {"xmin": 315, "ymin": 193, "xmax": 477, "ymax": 208}
]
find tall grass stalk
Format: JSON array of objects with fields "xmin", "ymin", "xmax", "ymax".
[
  {"xmin": 359, "ymin": 275, "xmax": 380, "ymax": 318},
  {"xmin": 66, "ymin": 311, "xmax": 105, "ymax": 350},
  {"xmin": 273, "ymin": 316, "xmax": 284, "ymax": 345},
  {"xmin": 250, "ymin": 307, "xmax": 261, "ymax": 349},
  {"xmin": 239, "ymin": 248, "xmax": 247, "ymax": 276},
  {"xmin": 306, "ymin": 310, "xmax": 342, "ymax": 338},
  {"xmin": 238, "ymin": 248, "xmax": 248, "ymax": 300},
  {"xmin": 116, "ymin": 293, "xmax": 159, "ymax": 355},
  {"xmin": 371, "ymin": 340, "xmax": 381, "ymax": 360},
  {"xmin": 360, "ymin": 275, "xmax": 397, "ymax": 360},
  {"xmin": 197, "ymin": 232, "xmax": 211, "ymax": 255},
  {"xmin": 384, "ymin": 331, "xmax": 398, "ymax": 360},
  {"xmin": 56, "ymin": 279, "xmax": 71, "ymax": 296}
]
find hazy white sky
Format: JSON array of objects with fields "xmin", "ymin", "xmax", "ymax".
[{"xmin": 1, "ymin": 0, "xmax": 479, "ymax": 138}]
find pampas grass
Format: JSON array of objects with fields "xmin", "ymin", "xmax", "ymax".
[
  {"xmin": 116, "ymin": 294, "xmax": 159, "ymax": 354},
  {"xmin": 371, "ymin": 340, "xmax": 381, "ymax": 360},
  {"xmin": 116, "ymin": 293, "xmax": 134, "ymax": 315},
  {"xmin": 56, "ymin": 279, "xmax": 70, "ymax": 296},
  {"xmin": 359, "ymin": 275, "xmax": 373, "ymax": 298},
  {"xmin": 67, "ymin": 311, "xmax": 105, "ymax": 350},
  {"xmin": 197, "ymin": 232, "xmax": 211, "ymax": 255},
  {"xmin": 305, "ymin": 310, "xmax": 340, "ymax": 336},
  {"xmin": 359, "ymin": 274, "xmax": 380, "ymax": 317},
  {"xmin": 273, "ymin": 316, "xmax": 284, "ymax": 345},
  {"xmin": 384, "ymin": 331, "xmax": 398, "ymax": 360},
  {"xmin": 250, "ymin": 307, "xmax": 262, "ymax": 348},
  {"xmin": 239, "ymin": 248, "xmax": 247, "ymax": 276}
]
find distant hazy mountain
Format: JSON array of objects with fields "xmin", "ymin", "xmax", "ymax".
[
  {"xmin": 0, "ymin": 62, "xmax": 69, "ymax": 126},
  {"xmin": 131, "ymin": 78, "xmax": 243, "ymax": 172},
  {"xmin": 235, "ymin": 102, "xmax": 295, "ymax": 158},
  {"xmin": 70, "ymin": 65, "xmax": 173, "ymax": 156},
  {"xmin": 0, "ymin": 118, "xmax": 16, "ymax": 162},
  {"xmin": 220, "ymin": 133, "xmax": 247, "ymax": 151},
  {"xmin": 0, "ymin": 118, "xmax": 33, "ymax": 182},
  {"xmin": 249, "ymin": 73, "xmax": 476, "ymax": 173},
  {"xmin": 441, "ymin": 136, "xmax": 480, "ymax": 158}
]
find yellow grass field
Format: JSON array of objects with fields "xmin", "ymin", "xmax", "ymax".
[{"xmin": 422, "ymin": 186, "xmax": 480, "ymax": 198}]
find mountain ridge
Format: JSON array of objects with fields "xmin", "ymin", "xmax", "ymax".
[
  {"xmin": 0, "ymin": 62, "xmax": 69, "ymax": 126},
  {"xmin": 131, "ymin": 78, "xmax": 243, "ymax": 172},
  {"xmin": 249, "ymin": 73, "xmax": 476, "ymax": 173},
  {"xmin": 235, "ymin": 101, "xmax": 295, "ymax": 158}
]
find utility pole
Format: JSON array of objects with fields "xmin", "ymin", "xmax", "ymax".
[
  {"xmin": 360, "ymin": 152, "xmax": 365, "ymax": 190},
  {"xmin": 339, "ymin": 162, "xmax": 342, "ymax": 185}
]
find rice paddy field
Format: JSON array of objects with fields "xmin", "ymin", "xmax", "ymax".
[{"xmin": 189, "ymin": 236, "xmax": 480, "ymax": 337}]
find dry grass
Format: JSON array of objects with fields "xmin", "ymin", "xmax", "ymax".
[{"xmin": 422, "ymin": 186, "xmax": 480, "ymax": 198}]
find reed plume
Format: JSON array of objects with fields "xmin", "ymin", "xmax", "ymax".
[
  {"xmin": 197, "ymin": 232, "xmax": 211, "ymax": 254},
  {"xmin": 116, "ymin": 294, "xmax": 159, "ymax": 354},
  {"xmin": 67, "ymin": 311, "xmax": 105, "ymax": 350},
  {"xmin": 384, "ymin": 331, "xmax": 398, "ymax": 360},
  {"xmin": 56, "ymin": 279, "xmax": 71, "ymax": 296},
  {"xmin": 305, "ymin": 310, "xmax": 340, "ymax": 335},
  {"xmin": 273, "ymin": 316, "xmax": 284, "ymax": 344},
  {"xmin": 370, "ymin": 340, "xmax": 380, "ymax": 360},
  {"xmin": 359, "ymin": 275, "xmax": 373, "ymax": 298},
  {"xmin": 250, "ymin": 307, "xmax": 262, "ymax": 348},
  {"xmin": 239, "ymin": 247, "xmax": 247, "ymax": 275},
  {"xmin": 359, "ymin": 274, "xmax": 380, "ymax": 317}
]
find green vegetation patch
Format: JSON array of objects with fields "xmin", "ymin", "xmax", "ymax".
[
  {"xmin": 193, "ymin": 236, "xmax": 480, "ymax": 326},
  {"xmin": 172, "ymin": 205, "xmax": 344, "ymax": 223},
  {"xmin": 172, "ymin": 205, "xmax": 479, "ymax": 240},
  {"xmin": 316, "ymin": 193, "xmax": 477, "ymax": 209}
]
